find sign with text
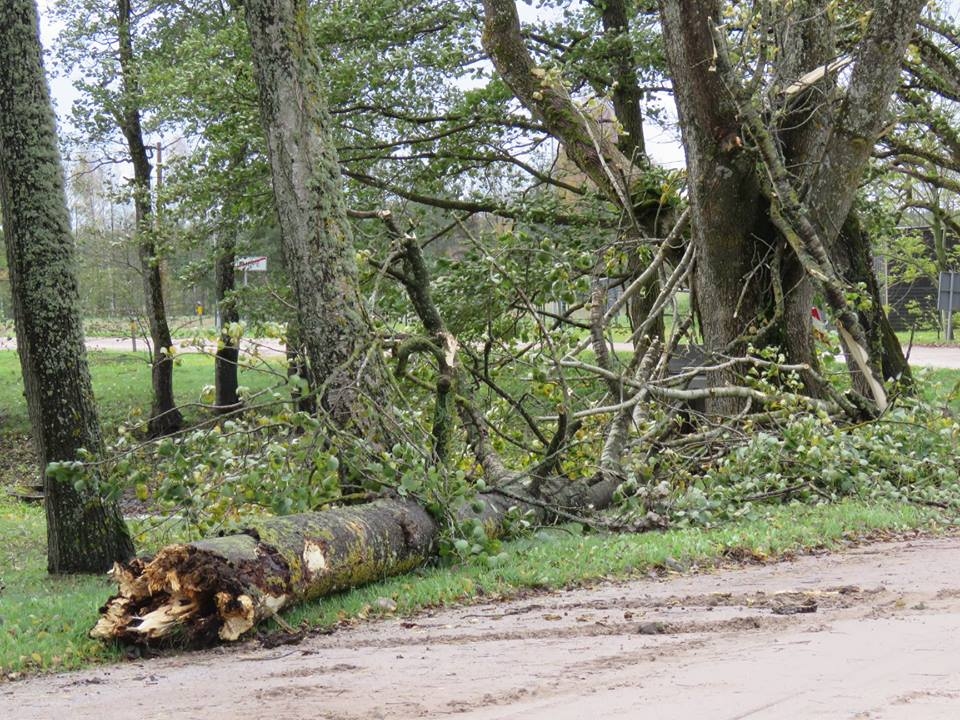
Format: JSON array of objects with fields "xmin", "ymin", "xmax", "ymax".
[
  {"xmin": 938, "ymin": 271, "xmax": 960, "ymax": 340},
  {"xmin": 236, "ymin": 256, "xmax": 268, "ymax": 272}
]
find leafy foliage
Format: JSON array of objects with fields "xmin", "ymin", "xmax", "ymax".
[
  {"xmin": 615, "ymin": 388, "xmax": 960, "ymax": 529},
  {"xmin": 32, "ymin": 0, "xmax": 960, "ymax": 573}
]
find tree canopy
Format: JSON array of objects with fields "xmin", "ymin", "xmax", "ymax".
[{"xmin": 3, "ymin": 0, "xmax": 960, "ymax": 615}]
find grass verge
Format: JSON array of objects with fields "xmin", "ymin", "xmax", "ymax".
[
  {"xmin": 1, "ymin": 496, "xmax": 950, "ymax": 680},
  {"xmin": 0, "ymin": 349, "xmax": 284, "ymax": 437},
  {"xmin": 1, "ymin": 351, "xmax": 959, "ymax": 681},
  {"xmin": 897, "ymin": 328, "xmax": 958, "ymax": 347}
]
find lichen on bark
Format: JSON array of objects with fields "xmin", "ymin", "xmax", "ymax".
[{"xmin": 0, "ymin": 0, "xmax": 134, "ymax": 573}]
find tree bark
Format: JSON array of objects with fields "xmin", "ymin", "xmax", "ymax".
[
  {"xmin": 92, "ymin": 499, "xmax": 438, "ymax": 645},
  {"xmin": 0, "ymin": 0, "xmax": 134, "ymax": 573},
  {"xmin": 91, "ymin": 481, "xmax": 614, "ymax": 645},
  {"xmin": 658, "ymin": 0, "xmax": 780, "ymax": 412},
  {"xmin": 658, "ymin": 0, "xmax": 921, "ymax": 411},
  {"xmin": 116, "ymin": 0, "xmax": 182, "ymax": 437},
  {"xmin": 214, "ymin": 231, "xmax": 240, "ymax": 411},
  {"xmin": 244, "ymin": 0, "xmax": 389, "ymax": 433}
]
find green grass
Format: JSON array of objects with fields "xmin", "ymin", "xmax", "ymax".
[
  {"xmin": 0, "ymin": 350, "xmax": 285, "ymax": 437},
  {"xmin": 1, "ymin": 353, "xmax": 959, "ymax": 680},
  {"xmin": 0, "ymin": 495, "xmax": 948, "ymax": 679},
  {"xmin": 0, "ymin": 498, "xmax": 124, "ymax": 676},
  {"xmin": 897, "ymin": 328, "xmax": 960, "ymax": 347},
  {"xmin": 0, "ymin": 316, "xmax": 215, "ymax": 340},
  {"xmin": 0, "ymin": 348, "xmax": 287, "ymax": 499},
  {"xmin": 277, "ymin": 500, "xmax": 947, "ymax": 630},
  {"xmin": 0, "ymin": 349, "xmax": 291, "ymax": 677},
  {"xmin": 86, "ymin": 315, "xmax": 218, "ymax": 340}
]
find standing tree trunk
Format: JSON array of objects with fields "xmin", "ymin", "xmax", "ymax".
[
  {"xmin": 243, "ymin": 0, "xmax": 389, "ymax": 434},
  {"xmin": 657, "ymin": 0, "xmax": 921, "ymax": 412},
  {"xmin": 596, "ymin": 0, "xmax": 668, "ymax": 343},
  {"xmin": 0, "ymin": 0, "xmax": 134, "ymax": 573},
  {"xmin": 214, "ymin": 232, "xmax": 240, "ymax": 411},
  {"xmin": 116, "ymin": 0, "xmax": 182, "ymax": 437},
  {"xmin": 599, "ymin": 0, "xmax": 647, "ymax": 164},
  {"xmin": 657, "ymin": 0, "xmax": 780, "ymax": 413}
]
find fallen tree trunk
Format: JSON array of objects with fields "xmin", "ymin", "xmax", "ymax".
[
  {"xmin": 91, "ymin": 499, "xmax": 438, "ymax": 645},
  {"xmin": 91, "ymin": 474, "xmax": 622, "ymax": 646},
  {"xmin": 91, "ymin": 487, "xmax": 561, "ymax": 645}
]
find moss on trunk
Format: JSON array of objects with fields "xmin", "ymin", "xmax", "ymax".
[
  {"xmin": 92, "ymin": 499, "xmax": 438, "ymax": 644},
  {"xmin": 0, "ymin": 0, "xmax": 134, "ymax": 573}
]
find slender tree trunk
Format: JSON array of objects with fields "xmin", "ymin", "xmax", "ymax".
[
  {"xmin": 596, "ymin": 0, "xmax": 667, "ymax": 343},
  {"xmin": 835, "ymin": 212, "xmax": 912, "ymax": 385},
  {"xmin": 0, "ymin": 0, "xmax": 134, "ymax": 573},
  {"xmin": 599, "ymin": 0, "xmax": 646, "ymax": 162},
  {"xmin": 213, "ymin": 144, "xmax": 251, "ymax": 411},
  {"xmin": 214, "ymin": 232, "xmax": 240, "ymax": 411},
  {"xmin": 244, "ymin": 0, "xmax": 388, "ymax": 433},
  {"xmin": 116, "ymin": 0, "xmax": 182, "ymax": 437}
]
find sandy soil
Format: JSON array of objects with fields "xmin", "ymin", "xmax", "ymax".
[{"xmin": 4, "ymin": 535, "xmax": 960, "ymax": 719}]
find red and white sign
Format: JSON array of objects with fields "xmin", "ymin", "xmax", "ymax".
[{"xmin": 236, "ymin": 256, "xmax": 267, "ymax": 272}]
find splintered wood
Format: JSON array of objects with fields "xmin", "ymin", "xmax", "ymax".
[{"xmin": 91, "ymin": 500, "xmax": 438, "ymax": 646}]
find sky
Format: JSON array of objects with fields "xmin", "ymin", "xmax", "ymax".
[
  {"xmin": 38, "ymin": 0, "xmax": 78, "ymax": 136},
  {"xmin": 38, "ymin": 1, "xmax": 107, "ymax": 190},
  {"xmin": 36, "ymin": 0, "xmax": 686, "ymax": 174},
  {"xmin": 37, "ymin": 1, "xmax": 960, "ymax": 175}
]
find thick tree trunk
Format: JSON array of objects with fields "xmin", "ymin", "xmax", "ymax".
[
  {"xmin": 0, "ymin": 0, "xmax": 134, "ymax": 573},
  {"xmin": 658, "ymin": 0, "xmax": 792, "ymax": 413},
  {"xmin": 658, "ymin": 0, "xmax": 924, "ymax": 412},
  {"xmin": 91, "ymin": 481, "xmax": 616, "ymax": 645},
  {"xmin": 116, "ymin": 0, "xmax": 182, "ymax": 437},
  {"xmin": 92, "ymin": 499, "xmax": 438, "ymax": 645},
  {"xmin": 244, "ymin": 0, "xmax": 388, "ymax": 432}
]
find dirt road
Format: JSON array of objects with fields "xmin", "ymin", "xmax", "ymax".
[
  {"xmin": 0, "ymin": 335, "xmax": 286, "ymax": 356},
  {"xmin": 4, "ymin": 535, "xmax": 960, "ymax": 719},
  {"xmin": 0, "ymin": 336, "xmax": 958, "ymax": 368}
]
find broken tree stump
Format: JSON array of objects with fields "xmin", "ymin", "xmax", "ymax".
[{"xmin": 91, "ymin": 499, "xmax": 438, "ymax": 645}]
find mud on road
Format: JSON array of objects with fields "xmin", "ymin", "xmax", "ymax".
[{"xmin": 5, "ymin": 535, "xmax": 960, "ymax": 719}]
